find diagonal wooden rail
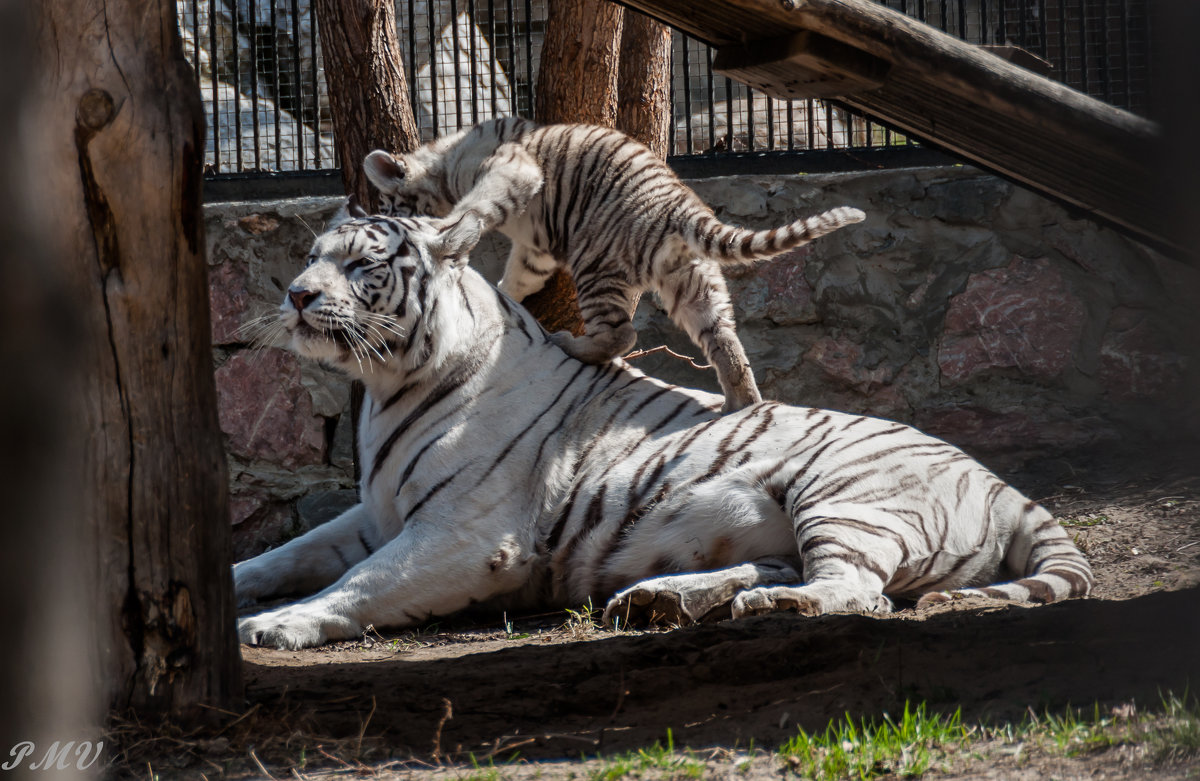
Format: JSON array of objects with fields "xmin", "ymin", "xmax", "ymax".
[{"xmin": 621, "ymin": 0, "xmax": 1180, "ymax": 258}]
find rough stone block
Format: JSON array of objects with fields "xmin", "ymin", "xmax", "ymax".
[
  {"xmin": 938, "ymin": 256, "xmax": 1086, "ymax": 385},
  {"xmin": 215, "ymin": 348, "xmax": 327, "ymax": 468}
]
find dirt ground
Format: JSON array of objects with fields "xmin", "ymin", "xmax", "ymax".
[{"xmin": 118, "ymin": 444, "xmax": 1200, "ymax": 779}]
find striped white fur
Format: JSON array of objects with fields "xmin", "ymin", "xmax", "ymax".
[
  {"xmin": 234, "ymin": 214, "xmax": 1093, "ymax": 650},
  {"xmin": 362, "ymin": 117, "xmax": 865, "ymax": 413}
]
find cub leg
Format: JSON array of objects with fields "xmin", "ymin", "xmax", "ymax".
[
  {"xmin": 732, "ymin": 515, "xmax": 901, "ymax": 618},
  {"xmin": 549, "ymin": 273, "xmax": 638, "ymax": 364},
  {"xmin": 603, "ymin": 557, "xmax": 803, "ymax": 627},
  {"xmin": 498, "ymin": 243, "xmax": 559, "ymax": 302},
  {"xmin": 233, "ymin": 503, "xmax": 378, "ymax": 608},
  {"xmin": 659, "ymin": 261, "xmax": 761, "ymax": 413},
  {"xmin": 238, "ymin": 523, "xmax": 534, "ymax": 649}
]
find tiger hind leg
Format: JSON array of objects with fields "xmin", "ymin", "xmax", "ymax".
[
  {"xmin": 602, "ymin": 557, "xmax": 802, "ymax": 628},
  {"xmin": 916, "ymin": 504, "xmax": 1094, "ymax": 608},
  {"xmin": 659, "ymin": 261, "xmax": 761, "ymax": 413},
  {"xmin": 549, "ymin": 273, "xmax": 639, "ymax": 364},
  {"xmin": 732, "ymin": 516, "xmax": 902, "ymax": 618}
]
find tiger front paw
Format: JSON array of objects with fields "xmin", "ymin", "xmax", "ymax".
[{"xmin": 237, "ymin": 604, "xmax": 359, "ymax": 650}]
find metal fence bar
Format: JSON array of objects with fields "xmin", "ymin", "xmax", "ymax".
[
  {"xmin": 523, "ymin": 0, "xmax": 533, "ymax": 119},
  {"xmin": 487, "ymin": 0, "xmax": 497, "ymax": 116},
  {"xmin": 249, "ymin": 0, "xmax": 261, "ymax": 171},
  {"xmin": 271, "ymin": 0, "xmax": 281, "ymax": 168},
  {"xmin": 408, "ymin": 0, "xmax": 418, "ymax": 119},
  {"xmin": 290, "ymin": 0, "xmax": 304, "ymax": 170},
  {"xmin": 230, "ymin": 0, "xmax": 242, "ymax": 171},
  {"xmin": 207, "ymin": 0, "xmax": 220, "ymax": 172}
]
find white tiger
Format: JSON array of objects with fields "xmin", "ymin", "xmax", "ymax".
[
  {"xmin": 361, "ymin": 117, "xmax": 865, "ymax": 414},
  {"xmin": 234, "ymin": 212, "xmax": 1093, "ymax": 650}
]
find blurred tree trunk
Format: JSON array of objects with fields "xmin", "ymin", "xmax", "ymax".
[
  {"xmin": 314, "ymin": 0, "xmax": 421, "ymax": 208},
  {"xmin": 35, "ymin": 0, "xmax": 241, "ymax": 717},
  {"xmin": 1, "ymin": 0, "xmax": 97, "ymax": 756},
  {"xmin": 617, "ymin": 11, "xmax": 673, "ymax": 159}
]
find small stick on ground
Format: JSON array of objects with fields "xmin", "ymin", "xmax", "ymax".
[
  {"xmin": 623, "ymin": 344, "xmax": 712, "ymax": 370},
  {"xmin": 432, "ymin": 697, "xmax": 453, "ymax": 763}
]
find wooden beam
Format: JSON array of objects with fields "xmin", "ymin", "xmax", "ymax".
[
  {"xmin": 713, "ymin": 31, "xmax": 889, "ymax": 98},
  {"xmin": 619, "ymin": 0, "xmax": 1182, "ymax": 259}
]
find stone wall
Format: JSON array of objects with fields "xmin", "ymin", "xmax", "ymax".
[{"xmin": 206, "ymin": 165, "xmax": 1200, "ymax": 558}]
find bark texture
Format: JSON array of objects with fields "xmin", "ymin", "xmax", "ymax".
[
  {"xmin": 617, "ymin": 11, "xmax": 673, "ymax": 158},
  {"xmin": 526, "ymin": 0, "xmax": 625, "ymax": 335},
  {"xmin": 314, "ymin": 0, "xmax": 421, "ymax": 207},
  {"xmin": 36, "ymin": 0, "xmax": 240, "ymax": 716}
]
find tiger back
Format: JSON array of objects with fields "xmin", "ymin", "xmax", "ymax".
[{"xmin": 233, "ymin": 213, "xmax": 1092, "ymax": 650}]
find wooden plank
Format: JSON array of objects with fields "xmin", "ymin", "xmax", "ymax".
[
  {"xmin": 619, "ymin": 0, "xmax": 1182, "ymax": 259},
  {"xmin": 713, "ymin": 30, "xmax": 890, "ymax": 98}
]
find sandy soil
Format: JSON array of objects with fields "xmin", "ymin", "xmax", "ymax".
[{"xmin": 116, "ymin": 446, "xmax": 1200, "ymax": 779}]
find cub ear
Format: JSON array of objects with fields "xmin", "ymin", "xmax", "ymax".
[
  {"xmin": 327, "ymin": 195, "xmax": 367, "ymax": 229},
  {"xmin": 429, "ymin": 210, "xmax": 484, "ymax": 266},
  {"xmin": 364, "ymin": 149, "xmax": 406, "ymax": 191}
]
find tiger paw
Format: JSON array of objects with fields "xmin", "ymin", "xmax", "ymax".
[
  {"xmin": 731, "ymin": 586, "xmax": 822, "ymax": 618},
  {"xmin": 603, "ymin": 585, "xmax": 691, "ymax": 628},
  {"xmin": 238, "ymin": 604, "xmax": 359, "ymax": 650}
]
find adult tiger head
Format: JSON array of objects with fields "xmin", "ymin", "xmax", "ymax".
[{"xmin": 281, "ymin": 209, "xmax": 484, "ymax": 377}]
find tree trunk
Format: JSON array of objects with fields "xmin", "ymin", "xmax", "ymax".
[
  {"xmin": 315, "ymin": 0, "xmax": 422, "ymax": 485},
  {"xmin": 527, "ymin": 0, "xmax": 625, "ymax": 335},
  {"xmin": 617, "ymin": 12, "xmax": 673, "ymax": 159},
  {"xmin": 314, "ymin": 0, "xmax": 421, "ymax": 208},
  {"xmin": 36, "ymin": 0, "xmax": 240, "ymax": 717}
]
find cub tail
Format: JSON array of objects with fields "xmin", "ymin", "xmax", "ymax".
[{"xmin": 688, "ymin": 205, "xmax": 866, "ymax": 263}]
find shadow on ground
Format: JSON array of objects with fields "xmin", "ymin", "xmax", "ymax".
[{"xmin": 241, "ymin": 586, "xmax": 1200, "ymax": 762}]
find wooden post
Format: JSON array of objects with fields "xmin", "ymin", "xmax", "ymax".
[{"xmin": 36, "ymin": 0, "xmax": 241, "ymax": 716}]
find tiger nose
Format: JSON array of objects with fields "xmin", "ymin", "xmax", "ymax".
[{"xmin": 288, "ymin": 287, "xmax": 319, "ymax": 311}]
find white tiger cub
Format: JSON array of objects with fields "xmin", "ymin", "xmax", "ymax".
[
  {"xmin": 361, "ymin": 117, "xmax": 865, "ymax": 413},
  {"xmin": 233, "ymin": 211, "xmax": 1093, "ymax": 650}
]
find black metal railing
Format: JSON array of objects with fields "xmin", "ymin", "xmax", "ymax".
[{"xmin": 180, "ymin": 0, "xmax": 1151, "ymax": 182}]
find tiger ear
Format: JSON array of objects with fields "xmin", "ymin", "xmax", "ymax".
[
  {"xmin": 429, "ymin": 210, "xmax": 484, "ymax": 266},
  {"xmin": 364, "ymin": 149, "xmax": 406, "ymax": 191}
]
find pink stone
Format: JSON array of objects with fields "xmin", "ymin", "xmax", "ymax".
[
  {"xmin": 804, "ymin": 336, "xmax": 893, "ymax": 395},
  {"xmin": 208, "ymin": 260, "xmax": 251, "ymax": 345},
  {"xmin": 214, "ymin": 348, "xmax": 326, "ymax": 468},
  {"xmin": 1097, "ymin": 308, "xmax": 1183, "ymax": 403},
  {"xmin": 762, "ymin": 247, "xmax": 816, "ymax": 321},
  {"xmin": 938, "ymin": 256, "xmax": 1085, "ymax": 385}
]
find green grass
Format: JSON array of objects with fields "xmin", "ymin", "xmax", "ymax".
[
  {"xmin": 773, "ymin": 694, "xmax": 1200, "ymax": 779},
  {"xmin": 589, "ymin": 729, "xmax": 705, "ymax": 781},
  {"xmin": 1060, "ymin": 512, "xmax": 1109, "ymax": 528},
  {"xmin": 1014, "ymin": 692, "xmax": 1200, "ymax": 762},
  {"xmin": 777, "ymin": 702, "xmax": 966, "ymax": 779}
]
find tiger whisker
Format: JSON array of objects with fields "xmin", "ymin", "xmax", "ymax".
[{"xmin": 360, "ymin": 325, "xmax": 395, "ymax": 360}]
